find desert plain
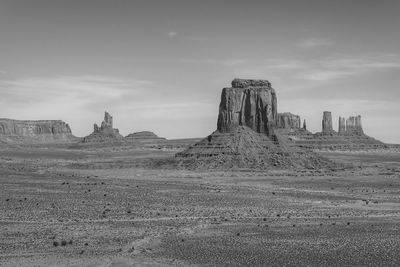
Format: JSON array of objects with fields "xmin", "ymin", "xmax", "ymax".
[{"xmin": 1, "ymin": 143, "xmax": 400, "ymax": 266}]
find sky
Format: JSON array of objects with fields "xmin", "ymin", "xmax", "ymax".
[{"xmin": 0, "ymin": 0, "xmax": 399, "ymax": 143}]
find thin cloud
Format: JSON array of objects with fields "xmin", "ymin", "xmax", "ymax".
[
  {"xmin": 297, "ymin": 54, "xmax": 400, "ymax": 81},
  {"xmin": 168, "ymin": 31, "xmax": 178, "ymax": 38},
  {"xmin": 0, "ymin": 75, "xmax": 152, "ymax": 105},
  {"xmin": 225, "ymin": 54, "xmax": 400, "ymax": 82},
  {"xmin": 180, "ymin": 58, "xmax": 246, "ymax": 67},
  {"xmin": 183, "ymin": 36, "xmax": 214, "ymax": 41},
  {"xmin": 298, "ymin": 38, "xmax": 333, "ymax": 48}
]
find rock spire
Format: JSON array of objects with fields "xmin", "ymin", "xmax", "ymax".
[{"xmin": 338, "ymin": 117, "xmax": 346, "ymax": 135}]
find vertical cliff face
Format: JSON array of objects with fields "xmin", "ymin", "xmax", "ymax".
[
  {"xmin": 217, "ymin": 79, "xmax": 277, "ymax": 136},
  {"xmin": 346, "ymin": 115, "xmax": 364, "ymax": 135},
  {"xmin": 0, "ymin": 119, "xmax": 76, "ymax": 143},
  {"xmin": 338, "ymin": 117, "xmax": 346, "ymax": 135},
  {"xmin": 276, "ymin": 112, "xmax": 301, "ymax": 129},
  {"xmin": 322, "ymin": 111, "xmax": 334, "ymax": 134}
]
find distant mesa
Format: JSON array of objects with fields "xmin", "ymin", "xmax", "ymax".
[
  {"xmin": 177, "ymin": 79, "xmax": 336, "ymax": 170},
  {"xmin": 275, "ymin": 112, "xmax": 312, "ymax": 137},
  {"xmin": 277, "ymin": 112, "xmax": 301, "ymax": 131},
  {"xmin": 82, "ymin": 111, "xmax": 125, "ymax": 143},
  {"xmin": 0, "ymin": 118, "xmax": 77, "ymax": 144},
  {"xmin": 125, "ymin": 131, "xmax": 166, "ymax": 142}
]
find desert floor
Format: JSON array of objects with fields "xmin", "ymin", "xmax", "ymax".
[{"xmin": 1, "ymin": 146, "xmax": 400, "ymax": 266}]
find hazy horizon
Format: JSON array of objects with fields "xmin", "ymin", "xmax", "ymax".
[{"xmin": 1, "ymin": 0, "xmax": 399, "ymax": 143}]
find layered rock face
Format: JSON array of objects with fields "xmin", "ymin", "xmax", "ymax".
[
  {"xmin": 217, "ymin": 79, "xmax": 277, "ymax": 136},
  {"xmin": 322, "ymin": 111, "xmax": 334, "ymax": 134},
  {"xmin": 82, "ymin": 112, "xmax": 124, "ymax": 143},
  {"xmin": 277, "ymin": 112, "xmax": 301, "ymax": 129},
  {"xmin": 0, "ymin": 118, "xmax": 76, "ymax": 143},
  {"xmin": 346, "ymin": 115, "xmax": 363, "ymax": 135}
]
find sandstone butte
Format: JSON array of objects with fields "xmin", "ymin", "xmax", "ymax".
[
  {"xmin": 176, "ymin": 79, "xmax": 336, "ymax": 170},
  {"xmin": 217, "ymin": 79, "xmax": 277, "ymax": 136}
]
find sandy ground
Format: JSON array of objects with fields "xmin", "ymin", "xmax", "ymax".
[{"xmin": 1, "ymin": 146, "xmax": 400, "ymax": 266}]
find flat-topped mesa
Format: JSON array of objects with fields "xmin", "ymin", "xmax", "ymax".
[
  {"xmin": 322, "ymin": 111, "xmax": 334, "ymax": 134},
  {"xmin": 277, "ymin": 112, "xmax": 301, "ymax": 130},
  {"xmin": 217, "ymin": 79, "xmax": 277, "ymax": 136},
  {"xmin": 125, "ymin": 131, "xmax": 166, "ymax": 142},
  {"xmin": 346, "ymin": 115, "xmax": 364, "ymax": 135},
  {"xmin": 0, "ymin": 118, "xmax": 76, "ymax": 143},
  {"xmin": 338, "ymin": 117, "xmax": 346, "ymax": 135}
]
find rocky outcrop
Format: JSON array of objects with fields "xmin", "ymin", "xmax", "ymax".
[
  {"xmin": 322, "ymin": 111, "xmax": 334, "ymax": 134},
  {"xmin": 177, "ymin": 79, "xmax": 337, "ymax": 170},
  {"xmin": 0, "ymin": 118, "xmax": 76, "ymax": 143},
  {"xmin": 82, "ymin": 111, "xmax": 124, "ymax": 143},
  {"xmin": 346, "ymin": 115, "xmax": 363, "ymax": 135},
  {"xmin": 277, "ymin": 112, "xmax": 301, "ymax": 129},
  {"xmin": 338, "ymin": 117, "xmax": 346, "ymax": 135},
  {"xmin": 217, "ymin": 78, "xmax": 277, "ymax": 136}
]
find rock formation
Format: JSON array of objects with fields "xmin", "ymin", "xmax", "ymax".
[
  {"xmin": 277, "ymin": 112, "xmax": 301, "ymax": 130},
  {"xmin": 346, "ymin": 115, "xmax": 364, "ymax": 135},
  {"xmin": 82, "ymin": 111, "xmax": 124, "ymax": 143},
  {"xmin": 0, "ymin": 118, "xmax": 77, "ymax": 143},
  {"xmin": 322, "ymin": 111, "xmax": 334, "ymax": 134},
  {"xmin": 338, "ymin": 117, "xmax": 346, "ymax": 135},
  {"xmin": 290, "ymin": 113, "xmax": 385, "ymax": 150},
  {"xmin": 177, "ymin": 79, "xmax": 337, "ymax": 170},
  {"xmin": 217, "ymin": 78, "xmax": 277, "ymax": 136},
  {"xmin": 125, "ymin": 131, "xmax": 166, "ymax": 142}
]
